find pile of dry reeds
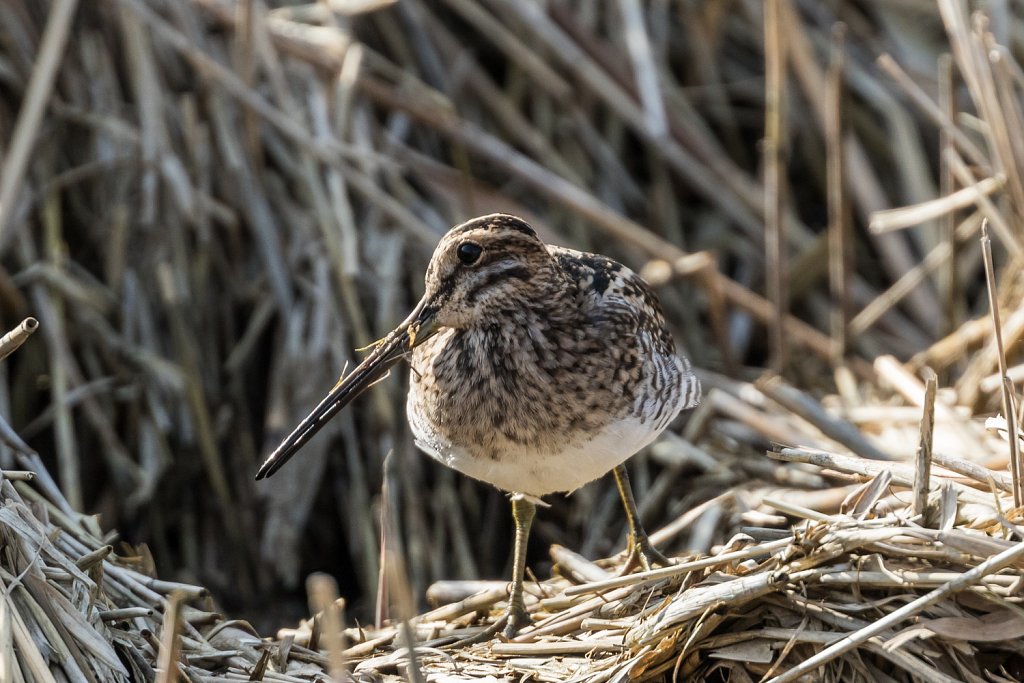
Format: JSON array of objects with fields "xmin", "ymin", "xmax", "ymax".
[
  {"xmin": 0, "ymin": 319, "xmax": 271, "ymax": 682},
  {"xmin": 5, "ymin": 365, "xmax": 1024, "ymax": 680},
  {"xmin": 4, "ymin": 0, "xmax": 1024, "ymax": 680}
]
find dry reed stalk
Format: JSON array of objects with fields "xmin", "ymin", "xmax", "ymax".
[
  {"xmin": 980, "ymin": 221, "xmax": 1023, "ymax": 505},
  {"xmin": 0, "ymin": 317, "xmax": 38, "ymax": 361},
  {"xmin": 937, "ymin": 53, "xmax": 961, "ymax": 343},
  {"xmin": 913, "ymin": 370, "xmax": 937, "ymax": 519},
  {"xmin": 770, "ymin": 446, "xmax": 1000, "ymax": 507},
  {"xmin": 306, "ymin": 574, "xmax": 347, "ymax": 679},
  {"xmin": 869, "ymin": 180, "xmax": 1001, "ymax": 234},
  {"xmin": 154, "ymin": 591, "xmax": 185, "ymax": 683},
  {"xmin": 827, "ymin": 24, "xmax": 850, "ymax": 363},
  {"xmin": 763, "ymin": 0, "xmax": 788, "ymax": 373}
]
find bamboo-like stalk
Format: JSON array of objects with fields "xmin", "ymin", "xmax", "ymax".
[{"xmin": 0, "ymin": 318, "xmax": 38, "ymax": 361}]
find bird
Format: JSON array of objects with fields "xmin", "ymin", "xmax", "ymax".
[{"xmin": 256, "ymin": 213, "xmax": 700, "ymax": 640}]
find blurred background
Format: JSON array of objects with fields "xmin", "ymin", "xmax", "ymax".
[{"xmin": 1, "ymin": 0, "xmax": 1020, "ymax": 631}]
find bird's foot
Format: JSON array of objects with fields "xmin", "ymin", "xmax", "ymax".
[
  {"xmin": 445, "ymin": 601, "xmax": 531, "ymax": 648},
  {"xmin": 502, "ymin": 600, "xmax": 531, "ymax": 639},
  {"xmin": 618, "ymin": 533, "xmax": 672, "ymax": 575},
  {"xmin": 446, "ymin": 614, "xmax": 507, "ymax": 648}
]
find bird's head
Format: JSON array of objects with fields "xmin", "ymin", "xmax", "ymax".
[{"xmin": 411, "ymin": 214, "xmax": 558, "ymax": 335}]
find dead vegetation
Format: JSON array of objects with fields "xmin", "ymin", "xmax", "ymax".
[{"xmin": 2, "ymin": 0, "xmax": 1024, "ymax": 680}]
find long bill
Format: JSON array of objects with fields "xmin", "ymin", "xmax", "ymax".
[{"xmin": 255, "ymin": 297, "xmax": 439, "ymax": 480}]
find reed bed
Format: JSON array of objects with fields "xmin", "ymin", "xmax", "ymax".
[
  {"xmin": 5, "ymin": 348, "xmax": 1024, "ymax": 680},
  {"xmin": 3, "ymin": 0, "xmax": 1024, "ymax": 680}
]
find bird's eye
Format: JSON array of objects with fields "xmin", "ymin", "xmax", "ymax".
[{"xmin": 457, "ymin": 241, "xmax": 483, "ymax": 265}]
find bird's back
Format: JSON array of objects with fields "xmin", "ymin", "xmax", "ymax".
[{"xmin": 548, "ymin": 245, "xmax": 700, "ymax": 427}]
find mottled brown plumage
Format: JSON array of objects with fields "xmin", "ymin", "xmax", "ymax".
[
  {"xmin": 256, "ymin": 213, "xmax": 700, "ymax": 639},
  {"xmin": 407, "ymin": 215, "xmax": 698, "ymax": 497}
]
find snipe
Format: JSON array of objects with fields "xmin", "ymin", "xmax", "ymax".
[{"xmin": 257, "ymin": 214, "xmax": 700, "ymax": 639}]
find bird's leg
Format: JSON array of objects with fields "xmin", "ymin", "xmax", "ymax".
[
  {"xmin": 614, "ymin": 464, "xmax": 671, "ymax": 573},
  {"xmin": 503, "ymin": 495, "xmax": 536, "ymax": 638},
  {"xmin": 444, "ymin": 496, "xmax": 536, "ymax": 647}
]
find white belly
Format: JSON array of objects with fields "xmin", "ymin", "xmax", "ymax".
[{"xmin": 407, "ymin": 406, "xmax": 669, "ymax": 497}]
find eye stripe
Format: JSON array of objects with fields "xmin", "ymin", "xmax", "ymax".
[{"xmin": 465, "ymin": 264, "xmax": 532, "ymax": 303}]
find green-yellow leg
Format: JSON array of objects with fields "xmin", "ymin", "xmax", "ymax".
[
  {"xmin": 503, "ymin": 495, "xmax": 536, "ymax": 638},
  {"xmin": 614, "ymin": 464, "xmax": 671, "ymax": 572},
  {"xmin": 446, "ymin": 496, "xmax": 535, "ymax": 647}
]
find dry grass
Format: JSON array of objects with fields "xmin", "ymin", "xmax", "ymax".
[
  {"xmin": 3, "ymin": 0, "xmax": 1024, "ymax": 680},
  {"xmin": 5, "ymin": 374, "xmax": 1024, "ymax": 680}
]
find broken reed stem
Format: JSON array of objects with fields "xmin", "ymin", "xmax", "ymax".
[
  {"xmin": 766, "ymin": 533, "xmax": 1024, "ymax": 683},
  {"xmin": 0, "ymin": 318, "xmax": 39, "ymax": 361},
  {"xmin": 154, "ymin": 590, "xmax": 185, "ymax": 683},
  {"xmin": 981, "ymin": 220, "xmax": 1023, "ymax": 506},
  {"xmin": 0, "ymin": 471, "xmax": 34, "ymax": 482},
  {"xmin": 913, "ymin": 369, "xmax": 937, "ymax": 519},
  {"xmin": 826, "ymin": 23, "xmax": 849, "ymax": 364},
  {"xmin": 379, "ymin": 450, "xmax": 425, "ymax": 683},
  {"xmin": 868, "ymin": 177, "xmax": 1001, "ymax": 234},
  {"xmin": 379, "ymin": 453, "xmax": 405, "ymax": 611},
  {"xmin": 764, "ymin": 0, "xmax": 788, "ymax": 374},
  {"xmin": 375, "ymin": 452, "xmax": 391, "ymax": 630},
  {"xmin": 771, "ymin": 446, "xmax": 996, "ymax": 507},
  {"xmin": 306, "ymin": 573, "xmax": 347, "ymax": 679}
]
